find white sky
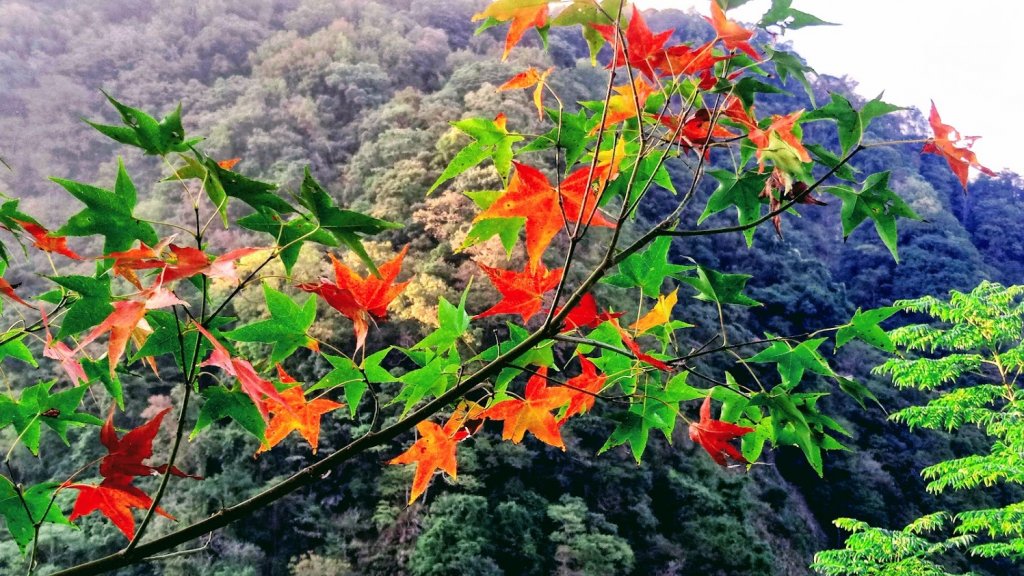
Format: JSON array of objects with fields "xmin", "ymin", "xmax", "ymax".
[{"xmin": 636, "ymin": 0, "xmax": 1024, "ymax": 176}]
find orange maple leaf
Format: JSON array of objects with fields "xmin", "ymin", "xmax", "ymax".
[
  {"xmin": 474, "ymin": 262, "xmax": 563, "ymax": 323},
  {"xmin": 923, "ymin": 101, "xmax": 996, "ymax": 189},
  {"xmin": 14, "ymin": 219, "xmax": 82, "ymax": 260},
  {"xmin": 659, "ymin": 109, "xmax": 739, "ymax": 157},
  {"xmin": 389, "ymin": 419, "xmax": 462, "ymax": 504},
  {"xmin": 498, "ymin": 66, "xmax": 554, "ymax": 119},
  {"xmin": 707, "ymin": 0, "xmax": 759, "ymax": 60},
  {"xmin": 298, "ymin": 245, "xmax": 409, "ymax": 352},
  {"xmin": 257, "ymin": 366, "xmax": 343, "ymax": 455},
  {"xmin": 473, "ymin": 0, "xmax": 549, "ymax": 61},
  {"xmin": 479, "ymin": 367, "xmax": 574, "ymax": 449},
  {"xmin": 688, "ymin": 394, "xmax": 754, "ymax": 466},
  {"xmin": 612, "ymin": 319, "xmax": 673, "ymax": 372},
  {"xmin": 475, "ymin": 163, "xmax": 616, "ymax": 268},
  {"xmin": 747, "ymin": 110, "xmax": 811, "ymax": 172},
  {"xmin": 158, "ymin": 245, "xmax": 265, "ymax": 285},
  {"xmin": 75, "ymin": 287, "xmax": 185, "ymax": 377},
  {"xmin": 559, "ymin": 355, "xmax": 606, "ymax": 423}
]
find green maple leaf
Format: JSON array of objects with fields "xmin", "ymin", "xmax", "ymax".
[
  {"xmin": 48, "ymin": 275, "xmax": 114, "ymax": 340},
  {"xmin": 0, "ymin": 478, "xmax": 70, "ymax": 553},
  {"xmin": 804, "ymin": 92, "xmax": 902, "ymax": 155},
  {"xmin": 428, "ymin": 115, "xmax": 524, "ymax": 194},
  {"xmin": 0, "ymin": 381, "xmax": 103, "ymax": 456},
  {"xmin": 748, "ymin": 337, "xmax": 835, "ymax": 389},
  {"xmin": 521, "ymin": 108, "xmax": 593, "ymax": 169},
  {"xmin": 298, "ymin": 168, "xmax": 402, "ymax": 277},
  {"xmin": 392, "ymin": 351, "xmax": 461, "ymax": 417},
  {"xmin": 237, "ymin": 209, "xmax": 337, "ymax": 275},
  {"xmin": 191, "ymin": 387, "xmax": 266, "ymax": 442},
  {"xmin": 461, "ymin": 190, "xmax": 523, "ymax": 256},
  {"xmin": 222, "ymin": 284, "xmax": 317, "ymax": 364},
  {"xmin": 700, "ymin": 170, "xmax": 771, "ymax": 247},
  {"xmin": 414, "ymin": 288, "xmax": 472, "ymax": 352},
  {"xmin": 598, "ymin": 373, "xmax": 704, "ymax": 463},
  {"xmin": 836, "ymin": 306, "xmax": 899, "ymax": 352},
  {"xmin": 604, "ymin": 236, "xmax": 692, "ymax": 297},
  {"xmin": 829, "ymin": 171, "xmax": 921, "ymax": 262},
  {"xmin": 310, "ymin": 354, "xmax": 367, "ymax": 417},
  {"xmin": 52, "ymin": 158, "xmax": 158, "ymax": 256},
  {"xmin": 86, "ymin": 91, "xmax": 200, "ymax": 156},
  {"xmin": 681, "ymin": 266, "xmax": 760, "ymax": 307}
]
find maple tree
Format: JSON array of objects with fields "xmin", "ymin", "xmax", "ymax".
[{"xmin": 0, "ymin": 1, "xmax": 1001, "ymax": 574}]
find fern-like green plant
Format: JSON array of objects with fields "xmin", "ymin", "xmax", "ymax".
[{"xmin": 812, "ymin": 282, "xmax": 1024, "ymax": 575}]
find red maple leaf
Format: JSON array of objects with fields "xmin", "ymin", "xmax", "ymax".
[
  {"xmin": 66, "ymin": 482, "xmax": 172, "ymax": 540},
  {"xmin": 479, "ymin": 367, "xmax": 574, "ymax": 450},
  {"xmin": 42, "ymin": 308, "xmax": 86, "ymax": 385},
  {"xmin": 98, "ymin": 407, "xmax": 199, "ymax": 486},
  {"xmin": 659, "ymin": 108, "xmax": 739, "ymax": 157},
  {"xmin": 592, "ymin": 6, "xmax": 674, "ymax": 81},
  {"xmin": 472, "ymin": 1, "xmax": 548, "ymax": 61},
  {"xmin": 14, "ymin": 219, "xmax": 82, "ymax": 260},
  {"xmin": 194, "ymin": 322, "xmax": 290, "ymax": 421},
  {"xmin": 613, "ymin": 320, "xmax": 672, "ymax": 371},
  {"xmin": 256, "ymin": 366, "xmax": 343, "ymax": 455},
  {"xmin": 0, "ymin": 278, "xmax": 31, "ymax": 308},
  {"xmin": 474, "ymin": 262, "xmax": 563, "ymax": 323},
  {"xmin": 559, "ymin": 355, "xmax": 607, "ymax": 423},
  {"xmin": 655, "ymin": 41, "xmax": 725, "ymax": 78},
  {"xmin": 298, "ymin": 245, "xmax": 409, "ymax": 353},
  {"xmin": 106, "ymin": 240, "xmax": 170, "ymax": 289},
  {"xmin": 157, "ymin": 245, "xmax": 264, "ymax": 285},
  {"xmin": 688, "ymin": 395, "xmax": 755, "ymax": 466},
  {"xmin": 923, "ymin": 101, "xmax": 996, "ymax": 189},
  {"xmin": 556, "ymin": 293, "xmax": 623, "ymax": 332},
  {"xmin": 707, "ymin": 0, "xmax": 759, "ymax": 60}
]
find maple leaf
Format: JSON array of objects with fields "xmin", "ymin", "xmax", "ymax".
[
  {"xmin": 560, "ymin": 355, "xmax": 607, "ymax": 422},
  {"xmin": 105, "ymin": 239, "xmax": 172, "ymax": 289},
  {"xmin": 256, "ymin": 366, "xmax": 343, "ymax": 455},
  {"xmin": 707, "ymin": 0, "xmax": 759, "ymax": 60},
  {"xmin": 474, "ymin": 163, "xmax": 615, "ymax": 268},
  {"xmin": 655, "ymin": 41, "xmax": 724, "ymax": 78},
  {"xmin": 42, "ymin": 307, "xmax": 86, "ymax": 385},
  {"xmin": 688, "ymin": 394, "xmax": 755, "ymax": 466},
  {"xmin": 658, "ymin": 109, "xmax": 738, "ymax": 156},
  {"xmin": 0, "ymin": 278, "xmax": 31, "ymax": 308},
  {"xmin": 298, "ymin": 245, "xmax": 409, "ymax": 353},
  {"xmin": 560, "ymin": 163, "xmax": 618, "ymax": 228},
  {"xmin": 66, "ymin": 481, "xmax": 172, "ymax": 540},
  {"xmin": 631, "ymin": 288, "xmax": 679, "ymax": 332},
  {"xmin": 217, "ymin": 157, "xmax": 241, "ymax": 170},
  {"xmin": 158, "ymin": 245, "xmax": 265, "ymax": 285},
  {"xmin": 593, "ymin": 77, "xmax": 656, "ymax": 134},
  {"xmin": 474, "ymin": 262, "xmax": 563, "ymax": 323},
  {"xmin": 922, "ymin": 100, "xmax": 996, "ymax": 189},
  {"xmin": 97, "ymin": 407, "xmax": 199, "ymax": 486},
  {"xmin": 480, "ymin": 367, "xmax": 574, "ymax": 449},
  {"xmin": 498, "ymin": 66, "xmax": 554, "ymax": 119},
  {"xmin": 557, "ymin": 293, "xmax": 623, "ymax": 332},
  {"xmin": 14, "ymin": 219, "xmax": 82, "ymax": 260},
  {"xmin": 193, "ymin": 322, "xmax": 290, "ymax": 421},
  {"xmin": 473, "ymin": 0, "xmax": 549, "ymax": 61},
  {"xmin": 747, "ymin": 110, "xmax": 811, "ymax": 173},
  {"xmin": 74, "ymin": 287, "xmax": 186, "ymax": 377},
  {"xmin": 474, "ymin": 163, "xmax": 563, "ymax": 269},
  {"xmin": 592, "ymin": 5, "xmax": 674, "ymax": 80},
  {"xmin": 389, "ymin": 419, "xmax": 462, "ymax": 504}
]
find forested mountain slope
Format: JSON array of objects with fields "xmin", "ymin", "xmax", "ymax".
[{"xmin": 0, "ymin": 1, "xmax": 1021, "ymax": 574}]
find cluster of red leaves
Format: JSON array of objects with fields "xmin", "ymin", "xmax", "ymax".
[
  {"xmin": 299, "ymin": 245, "xmax": 409, "ymax": 353},
  {"xmin": 66, "ymin": 408, "xmax": 200, "ymax": 539}
]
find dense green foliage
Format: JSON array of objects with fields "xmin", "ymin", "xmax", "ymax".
[{"xmin": 0, "ymin": 1, "xmax": 1020, "ymax": 574}]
